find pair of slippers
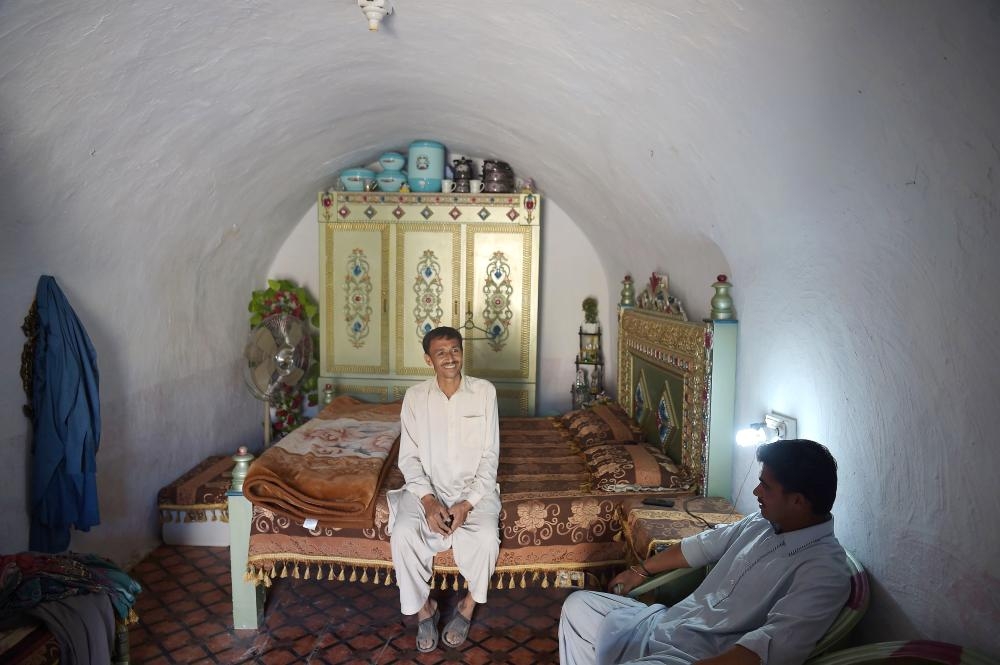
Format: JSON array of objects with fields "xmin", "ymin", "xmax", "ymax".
[{"xmin": 416, "ymin": 604, "xmax": 472, "ymax": 652}]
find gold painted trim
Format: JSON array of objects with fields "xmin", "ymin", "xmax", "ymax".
[
  {"xmin": 496, "ymin": 388, "xmax": 530, "ymax": 416},
  {"xmin": 325, "ymin": 383, "xmax": 390, "ymax": 401}
]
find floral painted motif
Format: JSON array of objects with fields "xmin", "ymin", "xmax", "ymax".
[
  {"xmin": 634, "ymin": 372, "xmax": 648, "ymax": 424},
  {"xmin": 482, "ymin": 251, "xmax": 513, "ymax": 351},
  {"xmin": 657, "ymin": 391, "xmax": 675, "ymax": 446},
  {"xmin": 412, "ymin": 249, "xmax": 444, "ymax": 342},
  {"xmin": 343, "ymin": 248, "xmax": 373, "ymax": 348}
]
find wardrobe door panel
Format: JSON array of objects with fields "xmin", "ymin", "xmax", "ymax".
[
  {"xmin": 395, "ymin": 224, "xmax": 462, "ymax": 375},
  {"xmin": 319, "ymin": 223, "xmax": 390, "ymax": 375},
  {"xmin": 464, "ymin": 225, "xmax": 536, "ymax": 381}
]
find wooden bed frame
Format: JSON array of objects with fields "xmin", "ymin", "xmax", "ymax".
[{"xmin": 226, "ymin": 276, "xmax": 737, "ymax": 629}]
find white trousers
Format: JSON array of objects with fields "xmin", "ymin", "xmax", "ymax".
[
  {"xmin": 561, "ymin": 590, "xmax": 690, "ymax": 665},
  {"xmin": 560, "ymin": 590, "xmax": 642, "ymax": 665},
  {"xmin": 388, "ymin": 489, "xmax": 500, "ymax": 615}
]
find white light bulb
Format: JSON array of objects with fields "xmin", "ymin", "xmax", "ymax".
[{"xmin": 736, "ymin": 424, "xmax": 766, "ymax": 447}]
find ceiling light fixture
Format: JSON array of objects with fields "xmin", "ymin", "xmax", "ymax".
[{"xmin": 358, "ymin": 0, "xmax": 393, "ymax": 31}]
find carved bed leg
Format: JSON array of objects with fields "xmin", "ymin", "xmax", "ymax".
[{"xmin": 228, "ymin": 447, "xmax": 264, "ymax": 629}]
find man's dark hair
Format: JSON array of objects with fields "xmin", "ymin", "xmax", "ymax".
[
  {"xmin": 756, "ymin": 439, "xmax": 838, "ymax": 515},
  {"xmin": 422, "ymin": 326, "xmax": 464, "ymax": 354}
]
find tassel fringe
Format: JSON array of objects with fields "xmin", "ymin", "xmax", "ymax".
[{"xmin": 242, "ymin": 558, "xmax": 618, "ymax": 593}]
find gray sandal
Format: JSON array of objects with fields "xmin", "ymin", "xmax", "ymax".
[
  {"xmin": 442, "ymin": 608, "xmax": 472, "ymax": 648},
  {"xmin": 416, "ymin": 606, "xmax": 440, "ymax": 653}
]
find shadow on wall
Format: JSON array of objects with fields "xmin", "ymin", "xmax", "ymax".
[{"xmin": 849, "ymin": 573, "xmax": 923, "ymax": 647}]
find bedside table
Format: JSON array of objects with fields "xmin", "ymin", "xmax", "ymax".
[{"xmin": 620, "ymin": 495, "xmax": 743, "ymax": 561}]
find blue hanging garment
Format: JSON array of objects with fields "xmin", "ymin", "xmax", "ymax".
[{"xmin": 29, "ymin": 275, "xmax": 101, "ymax": 552}]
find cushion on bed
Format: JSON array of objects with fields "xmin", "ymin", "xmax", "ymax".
[
  {"xmin": 583, "ymin": 443, "xmax": 693, "ymax": 492},
  {"xmin": 316, "ymin": 395, "xmax": 403, "ymax": 421},
  {"xmin": 560, "ymin": 403, "xmax": 644, "ymax": 448}
]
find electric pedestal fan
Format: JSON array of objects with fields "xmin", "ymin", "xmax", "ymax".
[{"xmin": 243, "ymin": 313, "xmax": 312, "ymax": 447}]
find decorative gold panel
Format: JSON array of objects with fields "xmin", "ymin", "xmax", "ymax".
[{"xmin": 617, "ymin": 308, "xmax": 712, "ymax": 494}]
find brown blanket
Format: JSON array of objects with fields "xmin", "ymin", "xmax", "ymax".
[{"xmin": 243, "ymin": 397, "xmax": 402, "ymax": 529}]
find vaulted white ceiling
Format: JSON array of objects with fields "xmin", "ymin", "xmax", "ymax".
[{"xmin": 2, "ymin": 0, "xmax": 998, "ymax": 651}]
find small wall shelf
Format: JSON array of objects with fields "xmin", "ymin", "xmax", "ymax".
[{"xmin": 572, "ymin": 325, "xmax": 603, "ymax": 408}]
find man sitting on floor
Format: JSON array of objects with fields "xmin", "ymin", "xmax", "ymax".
[{"xmin": 559, "ymin": 438, "xmax": 850, "ymax": 665}]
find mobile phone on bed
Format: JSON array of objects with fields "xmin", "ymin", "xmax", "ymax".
[{"xmin": 642, "ymin": 497, "xmax": 675, "ymax": 508}]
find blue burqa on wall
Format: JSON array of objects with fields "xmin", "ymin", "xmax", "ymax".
[{"xmin": 29, "ymin": 275, "xmax": 101, "ymax": 552}]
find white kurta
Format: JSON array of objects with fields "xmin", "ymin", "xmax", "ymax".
[
  {"xmin": 388, "ymin": 375, "xmax": 501, "ymax": 615},
  {"xmin": 560, "ymin": 514, "xmax": 850, "ymax": 665}
]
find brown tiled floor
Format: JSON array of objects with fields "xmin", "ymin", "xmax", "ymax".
[{"xmin": 129, "ymin": 545, "xmax": 572, "ymax": 663}]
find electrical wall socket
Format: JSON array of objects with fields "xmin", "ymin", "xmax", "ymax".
[{"xmin": 764, "ymin": 412, "xmax": 797, "ymax": 440}]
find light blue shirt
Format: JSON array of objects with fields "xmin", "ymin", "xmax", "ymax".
[{"xmin": 597, "ymin": 513, "xmax": 850, "ymax": 665}]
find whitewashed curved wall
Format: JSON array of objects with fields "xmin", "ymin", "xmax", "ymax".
[{"xmin": 1, "ymin": 0, "xmax": 997, "ymax": 652}]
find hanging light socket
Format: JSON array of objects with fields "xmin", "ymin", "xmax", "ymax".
[
  {"xmin": 736, "ymin": 411, "xmax": 798, "ymax": 447},
  {"xmin": 358, "ymin": 0, "xmax": 393, "ymax": 31}
]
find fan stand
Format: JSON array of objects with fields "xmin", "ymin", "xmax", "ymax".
[
  {"xmin": 263, "ymin": 400, "xmax": 273, "ymax": 448},
  {"xmin": 245, "ymin": 312, "xmax": 312, "ymax": 449}
]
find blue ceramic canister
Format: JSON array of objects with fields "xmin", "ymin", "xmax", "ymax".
[
  {"xmin": 378, "ymin": 151, "xmax": 406, "ymax": 171},
  {"xmin": 340, "ymin": 168, "xmax": 376, "ymax": 192},
  {"xmin": 406, "ymin": 140, "xmax": 445, "ymax": 192},
  {"xmin": 375, "ymin": 169, "xmax": 407, "ymax": 192}
]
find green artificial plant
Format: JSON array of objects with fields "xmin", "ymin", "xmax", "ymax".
[
  {"xmin": 582, "ymin": 297, "xmax": 599, "ymax": 325},
  {"xmin": 248, "ymin": 279, "xmax": 320, "ymax": 437}
]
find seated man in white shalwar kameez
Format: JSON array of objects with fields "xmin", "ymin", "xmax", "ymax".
[
  {"xmin": 388, "ymin": 326, "xmax": 501, "ymax": 652},
  {"xmin": 559, "ymin": 439, "xmax": 851, "ymax": 665}
]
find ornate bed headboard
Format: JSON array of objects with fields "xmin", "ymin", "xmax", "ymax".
[{"xmin": 616, "ymin": 274, "xmax": 738, "ymax": 499}]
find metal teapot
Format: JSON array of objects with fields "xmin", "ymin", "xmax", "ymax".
[
  {"xmin": 482, "ymin": 159, "xmax": 513, "ymax": 177},
  {"xmin": 452, "ymin": 157, "xmax": 475, "ymax": 181}
]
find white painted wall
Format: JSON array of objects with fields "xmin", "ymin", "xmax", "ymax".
[{"xmin": 1, "ymin": 0, "xmax": 997, "ymax": 652}]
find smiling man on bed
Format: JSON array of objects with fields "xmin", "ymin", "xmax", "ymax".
[{"xmin": 387, "ymin": 326, "xmax": 501, "ymax": 653}]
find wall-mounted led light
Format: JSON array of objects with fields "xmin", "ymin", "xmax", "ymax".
[
  {"xmin": 735, "ymin": 412, "xmax": 797, "ymax": 447},
  {"xmin": 358, "ymin": 0, "xmax": 393, "ymax": 31}
]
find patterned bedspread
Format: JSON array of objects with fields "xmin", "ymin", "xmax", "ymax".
[
  {"xmin": 247, "ymin": 416, "xmax": 687, "ymax": 590},
  {"xmin": 242, "ymin": 399, "xmax": 402, "ymax": 529}
]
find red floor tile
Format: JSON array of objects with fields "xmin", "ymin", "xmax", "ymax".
[{"xmin": 129, "ymin": 544, "xmax": 573, "ymax": 663}]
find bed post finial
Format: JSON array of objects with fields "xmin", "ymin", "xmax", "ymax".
[
  {"xmin": 710, "ymin": 275, "xmax": 735, "ymax": 320},
  {"xmin": 231, "ymin": 446, "xmax": 255, "ymax": 492},
  {"xmin": 619, "ymin": 274, "xmax": 635, "ymax": 308}
]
